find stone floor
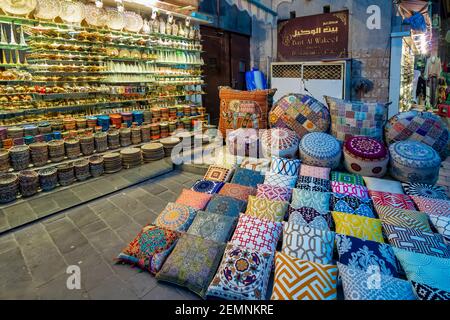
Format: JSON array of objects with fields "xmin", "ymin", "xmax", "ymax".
[{"xmin": 0, "ymin": 170, "xmax": 204, "ymax": 300}]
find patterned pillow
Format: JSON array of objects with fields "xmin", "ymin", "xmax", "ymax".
[
  {"xmin": 332, "ymin": 211, "xmax": 384, "ymax": 243},
  {"xmin": 230, "ymin": 214, "xmax": 282, "ymax": 253},
  {"xmin": 245, "ymin": 195, "xmax": 288, "ymax": 222},
  {"xmin": 428, "ymin": 214, "xmax": 450, "ymax": 243},
  {"xmin": 156, "ymin": 234, "xmax": 225, "ymax": 298},
  {"xmin": 175, "ymin": 189, "xmax": 212, "ymax": 210},
  {"xmin": 383, "ymin": 224, "xmax": 450, "ymax": 258},
  {"xmin": 393, "ymin": 248, "xmax": 450, "ymax": 291},
  {"xmin": 187, "ymin": 211, "xmax": 236, "ymax": 243},
  {"xmin": 256, "ymin": 184, "xmax": 292, "ymax": 202},
  {"xmin": 270, "ymin": 156, "xmax": 301, "ymax": 176},
  {"xmin": 218, "ymin": 183, "xmax": 256, "ymax": 202},
  {"xmin": 291, "ymin": 189, "xmax": 330, "ymax": 214},
  {"xmin": 299, "ymin": 164, "xmax": 330, "ymax": 180},
  {"xmin": 271, "ymin": 252, "xmax": 338, "ymax": 300},
  {"xmin": 240, "ymin": 157, "xmax": 271, "ymax": 173},
  {"xmin": 374, "ymin": 205, "xmax": 432, "ymax": 232},
  {"xmin": 264, "ymin": 172, "xmax": 297, "ymax": 189},
  {"xmin": 331, "ymin": 181, "xmax": 369, "ymax": 200},
  {"xmin": 205, "ymin": 194, "xmax": 247, "ymax": 218},
  {"xmin": 117, "ymin": 225, "xmax": 180, "ymax": 275},
  {"xmin": 410, "ymin": 196, "xmax": 450, "ymax": 217},
  {"xmin": 288, "ymin": 206, "xmax": 333, "ymax": 231},
  {"xmin": 369, "ymin": 191, "xmax": 416, "ymax": 210},
  {"xmin": 338, "ymin": 263, "xmax": 415, "ymax": 300},
  {"xmin": 331, "ymin": 171, "xmax": 365, "ymax": 186},
  {"xmin": 206, "ymin": 244, "xmax": 274, "ymax": 300},
  {"xmin": 282, "ymin": 222, "xmax": 335, "ymax": 264},
  {"xmin": 411, "ymin": 281, "xmax": 450, "ymax": 301},
  {"xmin": 154, "ymin": 202, "xmax": 197, "ymax": 232},
  {"xmin": 204, "ymin": 165, "xmax": 234, "ymax": 182},
  {"xmin": 402, "ymin": 183, "xmax": 448, "ymax": 200},
  {"xmin": 330, "ymin": 193, "xmax": 376, "ymax": 218},
  {"xmin": 191, "ymin": 179, "xmax": 224, "ymax": 194},
  {"xmin": 363, "ymin": 177, "xmax": 404, "ymax": 194},
  {"xmin": 230, "ymin": 167, "xmax": 265, "ymax": 188},
  {"xmin": 296, "ymin": 176, "xmax": 331, "ymax": 192},
  {"xmin": 335, "ymin": 234, "xmax": 403, "ymax": 277}
]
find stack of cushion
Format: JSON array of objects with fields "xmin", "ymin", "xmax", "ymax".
[{"xmin": 299, "ymin": 132, "xmax": 341, "ymax": 169}]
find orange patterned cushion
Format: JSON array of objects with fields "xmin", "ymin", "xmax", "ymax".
[
  {"xmin": 218, "ymin": 183, "xmax": 256, "ymax": 202},
  {"xmin": 176, "ymin": 189, "xmax": 212, "ymax": 210}
]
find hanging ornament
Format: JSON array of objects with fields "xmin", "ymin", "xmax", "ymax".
[
  {"xmin": 9, "ymin": 23, "xmax": 17, "ymax": 45},
  {"xmin": 0, "ymin": 25, "xmax": 7, "ymax": 45},
  {"xmin": 19, "ymin": 26, "xmax": 26, "ymax": 46}
]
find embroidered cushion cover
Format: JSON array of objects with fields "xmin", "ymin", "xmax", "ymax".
[
  {"xmin": 299, "ymin": 132, "xmax": 342, "ymax": 169},
  {"xmin": 187, "ymin": 211, "xmax": 236, "ymax": 243},
  {"xmin": 369, "ymin": 190, "xmax": 416, "ymax": 210},
  {"xmin": 363, "ymin": 177, "xmax": 404, "ymax": 194},
  {"xmin": 218, "ymin": 183, "xmax": 256, "ymax": 202},
  {"xmin": 402, "ymin": 182, "xmax": 448, "ymax": 200},
  {"xmin": 230, "ymin": 167, "xmax": 265, "ymax": 188},
  {"xmin": 256, "ymin": 184, "xmax": 292, "ymax": 202},
  {"xmin": 331, "ymin": 181, "xmax": 370, "ymax": 200},
  {"xmin": 299, "ymin": 164, "xmax": 331, "ymax": 180},
  {"xmin": 332, "ymin": 211, "xmax": 384, "ymax": 243},
  {"xmin": 331, "ymin": 171, "xmax": 365, "ymax": 186},
  {"xmin": 411, "ymin": 281, "xmax": 450, "ymax": 301},
  {"xmin": 330, "ymin": 193, "xmax": 376, "ymax": 218},
  {"xmin": 154, "ymin": 202, "xmax": 197, "ymax": 232},
  {"xmin": 175, "ymin": 189, "xmax": 212, "ymax": 210},
  {"xmin": 191, "ymin": 179, "xmax": 224, "ymax": 194},
  {"xmin": 264, "ymin": 172, "xmax": 297, "ymax": 189},
  {"xmin": 206, "ymin": 243, "xmax": 274, "ymax": 300},
  {"xmin": 204, "ymin": 165, "xmax": 234, "ymax": 182},
  {"xmin": 291, "ymin": 189, "xmax": 331, "ymax": 214},
  {"xmin": 295, "ymin": 176, "xmax": 331, "ymax": 192},
  {"xmin": 245, "ymin": 195, "xmax": 289, "ymax": 222},
  {"xmin": 205, "ymin": 194, "xmax": 247, "ymax": 218},
  {"xmin": 374, "ymin": 205, "xmax": 432, "ymax": 232},
  {"xmin": 270, "ymin": 156, "xmax": 301, "ymax": 176},
  {"xmin": 428, "ymin": 214, "xmax": 450, "ymax": 243},
  {"xmin": 288, "ymin": 206, "xmax": 333, "ymax": 231},
  {"xmin": 260, "ymin": 128, "xmax": 300, "ymax": 159},
  {"xmin": 410, "ymin": 196, "xmax": 450, "ymax": 216}
]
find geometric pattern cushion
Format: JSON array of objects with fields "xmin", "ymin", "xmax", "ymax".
[
  {"xmin": 263, "ymin": 172, "xmax": 297, "ymax": 189},
  {"xmin": 186, "ymin": 211, "xmax": 236, "ymax": 243},
  {"xmin": 331, "ymin": 181, "xmax": 370, "ymax": 200},
  {"xmin": 410, "ymin": 196, "xmax": 450, "ymax": 217},
  {"xmin": 291, "ymin": 189, "xmax": 330, "ymax": 214},
  {"xmin": 191, "ymin": 179, "xmax": 224, "ymax": 194},
  {"xmin": 175, "ymin": 189, "xmax": 212, "ymax": 210},
  {"xmin": 230, "ymin": 167, "xmax": 265, "ymax": 188},
  {"xmin": 245, "ymin": 195, "xmax": 289, "ymax": 222},
  {"xmin": 331, "ymin": 171, "xmax": 365, "ymax": 186},
  {"xmin": 402, "ymin": 182, "xmax": 448, "ymax": 200},
  {"xmin": 428, "ymin": 214, "xmax": 450, "ymax": 244},
  {"xmin": 256, "ymin": 184, "xmax": 292, "ymax": 202},
  {"xmin": 411, "ymin": 281, "xmax": 450, "ymax": 301},
  {"xmin": 363, "ymin": 177, "xmax": 405, "ymax": 194},
  {"xmin": 239, "ymin": 157, "xmax": 271, "ymax": 173},
  {"xmin": 154, "ymin": 202, "xmax": 197, "ymax": 232},
  {"xmin": 218, "ymin": 183, "xmax": 256, "ymax": 202},
  {"xmin": 374, "ymin": 205, "xmax": 432, "ymax": 232},
  {"xmin": 288, "ymin": 206, "xmax": 333, "ymax": 231},
  {"xmin": 205, "ymin": 194, "xmax": 247, "ymax": 218},
  {"xmin": 295, "ymin": 175, "xmax": 331, "ymax": 192},
  {"xmin": 332, "ymin": 211, "xmax": 385, "ymax": 243},
  {"xmin": 369, "ymin": 191, "xmax": 416, "ymax": 210},
  {"xmin": 271, "ymin": 252, "xmax": 338, "ymax": 300},
  {"xmin": 270, "ymin": 156, "xmax": 301, "ymax": 176},
  {"xmin": 299, "ymin": 164, "xmax": 331, "ymax": 180},
  {"xmin": 330, "ymin": 193, "xmax": 376, "ymax": 218},
  {"xmin": 204, "ymin": 165, "xmax": 234, "ymax": 182}
]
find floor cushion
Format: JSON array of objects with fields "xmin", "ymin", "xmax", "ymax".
[
  {"xmin": 295, "ymin": 175, "xmax": 331, "ymax": 192},
  {"xmin": 154, "ymin": 202, "xmax": 197, "ymax": 232},
  {"xmin": 205, "ymin": 194, "xmax": 247, "ymax": 218},
  {"xmin": 410, "ymin": 196, "xmax": 450, "ymax": 217},
  {"xmin": 269, "ymin": 156, "xmax": 301, "ymax": 176},
  {"xmin": 203, "ymin": 165, "xmax": 234, "ymax": 182},
  {"xmin": 363, "ymin": 176, "xmax": 404, "ymax": 194},
  {"xmin": 332, "ymin": 211, "xmax": 384, "ymax": 243},
  {"xmin": 411, "ymin": 281, "xmax": 450, "ymax": 301},
  {"xmin": 330, "ymin": 193, "xmax": 376, "ymax": 218},
  {"xmin": 256, "ymin": 184, "xmax": 292, "ymax": 202},
  {"xmin": 291, "ymin": 189, "xmax": 330, "ymax": 214},
  {"xmin": 331, "ymin": 171, "xmax": 365, "ymax": 186},
  {"xmin": 331, "ymin": 181, "xmax": 370, "ymax": 200},
  {"xmin": 230, "ymin": 167, "xmax": 265, "ymax": 188},
  {"xmin": 218, "ymin": 183, "xmax": 256, "ymax": 202},
  {"xmin": 187, "ymin": 211, "xmax": 236, "ymax": 243},
  {"xmin": 175, "ymin": 189, "xmax": 212, "ymax": 210},
  {"xmin": 374, "ymin": 205, "xmax": 432, "ymax": 232},
  {"xmin": 369, "ymin": 190, "xmax": 416, "ymax": 210},
  {"xmin": 264, "ymin": 172, "xmax": 297, "ymax": 189},
  {"xmin": 260, "ymin": 128, "xmax": 300, "ymax": 159},
  {"xmin": 299, "ymin": 164, "xmax": 331, "ymax": 180},
  {"xmin": 288, "ymin": 206, "xmax": 333, "ymax": 231},
  {"xmin": 245, "ymin": 195, "xmax": 288, "ymax": 222},
  {"xmin": 428, "ymin": 214, "xmax": 450, "ymax": 244},
  {"xmin": 299, "ymin": 132, "xmax": 342, "ymax": 169},
  {"xmin": 402, "ymin": 182, "xmax": 448, "ymax": 200},
  {"xmin": 191, "ymin": 179, "xmax": 224, "ymax": 194}
]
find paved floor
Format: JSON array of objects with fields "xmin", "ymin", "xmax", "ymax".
[{"xmin": 0, "ymin": 170, "xmax": 204, "ymax": 300}]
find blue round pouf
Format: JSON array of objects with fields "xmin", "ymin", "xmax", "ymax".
[
  {"xmin": 299, "ymin": 132, "xmax": 342, "ymax": 169},
  {"xmin": 389, "ymin": 140, "xmax": 441, "ymax": 184}
]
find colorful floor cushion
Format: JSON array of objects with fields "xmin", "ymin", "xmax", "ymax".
[
  {"xmin": 154, "ymin": 202, "xmax": 197, "ymax": 232},
  {"xmin": 260, "ymin": 128, "xmax": 300, "ymax": 159},
  {"xmin": 226, "ymin": 128, "xmax": 260, "ymax": 157},
  {"xmin": 269, "ymin": 93, "xmax": 331, "ymax": 139},
  {"xmin": 269, "ymin": 156, "xmax": 301, "ymax": 176},
  {"xmin": 264, "ymin": 172, "xmax": 297, "ymax": 189},
  {"xmin": 411, "ymin": 281, "xmax": 450, "ymax": 301},
  {"xmin": 117, "ymin": 225, "xmax": 180, "ymax": 275},
  {"xmin": 330, "ymin": 193, "xmax": 376, "ymax": 218},
  {"xmin": 218, "ymin": 183, "xmax": 256, "ymax": 202},
  {"xmin": 335, "ymin": 234, "xmax": 403, "ymax": 277},
  {"xmin": 300, "ymin": 164, "xmax": 331, "ymax": 180},
  {"xmin": 230, "ymin": 167, "xmax": 265, "ymax": 188},
  {"xmin": 384, "ymin": 110, "xmax": 449, "ymax": 158},
  {"xmin": 331, "ymin": 171, "xmax": 365, "ymax": 186},
  {"xmin": 271, "ymin": 252, "xmax": 338, "ymax": 300},
  {"xmin": 325, "ymin": 96, "xmax": 388, "ymax": 142},
  {"xmin": 332, "ymin": 211, "xmax": 384, "ymax": 243},
  {"xmin": 239, "ymin": 157, "xmax": 271, "ymax": 173},
  {"xmin": 205, "ymin": 194, "xmax": 247, "ymax": 218},
  {"xmin": 410, "ymin": 196, "xmax": 450, "ymax": 217},
  {"xmin": 331, "ymin": 181, "xmax": 369, "ymax": 200},
  {"xmin": 389, "ymin": 141, "xmax": 441, "ymax": 184},
  {"xmin": 175, "ymin": 189, "xmax": 212, "ymax": 210},
  {"xmin": 296, "ymin": 176, "xmax": 331, "ymax": 192},
  {"xmin": 299, "ymin": 132, "xmax": 342, "ymax": 169},
  {"xmin": 402, "ymin": 182, "xmax": 448, "ymax": 200},
  {"xmin": 187, "ymin": 211, "xmax": 236, "ymax": 243},
  {"xmin": 245, "ymin": 195, "xmax": 288, "ymax": 223},
  {"xmin": 363, "ymin": 177, "xmax": 404, "ymax": 194},
  {"xmin": 191, "ymin": 180, "xmax": 224, "ymax": 194},
  {"xmin": 369, "ymin": 190, "xmax": 416, "ymax": 211},
  {"xmin": 291, "ymin": 189, "xmax": 330, "ymax": 214},
  {"xmin": 282, "ymin": 222, "xmax": 335, "ymax": 264},
  {"xmin": 374, "ymin": 205, "xmax": 432, "ymax": 232},
  {"xmin": 428, "ymin": 214, "xmax": 450, "ymax": 243},
  {"xmin": 256, "ymin": 184, "xmax": 292, "ymax": 202},
  {"xmin": 156, "ymin": 234, "xmax": 225, "ymax": 298},
  {"xmin": 392, "ymin": 248, "xmax": 450, "ymax": 292},
  {"xmin": 288, "ymin": 206, "xmax": 333, "ymax": 231},
  {"xmin": 338, "ymin": 263, "xmax": 415, "ymax": 300},
  {"xmin": 204, "ymin": 165, "xmax": 234, "ymax": 182},
  {"xmin": 230, "ymin": 214, "xmax": 282, "ymax": 253},
  {"xmin": 343, "ymin": 136, "xmax": 389, "ymax": 178},
  {"xmin": 383, "ymin": 224, "xmax": 450, "ymax": 258},
  {"xmin": 206, "ymin": 244, "xmax": 274, "ymax": 300}
]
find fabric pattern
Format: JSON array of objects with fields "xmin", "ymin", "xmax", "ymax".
[
  {"xmin": 299, "ymin": 164, "xmax": 331, "ymax": 180},
  {"xmin": 331, "ymin": 171, "xmax": 365, "ymax": 186},
  {"xmin": 410, "ymin": 196, "xmax": 450, "ymax": 217},
  {"xmin": 156, "ymin": 234, "xmax": 225, "ymax": 298},
  {"xmin": 363, "ymin": 176, "xmax": 404, "ymax": 194},
  {"xmin": 331, "ymin": 181, "xmax": 369, "ymax": 200},
  {"xmin": 291, "ymin": 189, "xmax": 330, "ymax": 214},
  {"xmin": 270, "ymin": 156, "xmax": 301, "ymax": 176},
  {"xmin": 402, "ymin": 182, "xmax": 448, "ymax": 200},
  {"xmin": 282, "ymin": 223, "xmax": 335, "ymax": 264},
  {"xmin": 383, "ymin": 224, "xmax": 450, "ymax": 258},
  {"xmin": 117, "ymin": 225, "xmax": 180, "ymax": 275},
  {"xmin": 187, "ymin": 211, "xmax": 236, "ymax": 243},
  {"xmin": 175, "ymin": 189, "xmax": 212, "ymax": 210},
  {"xmin": 271, "ymin": 252, "xmax": 338, "ymax": 300},
  {"xmin": 428, "ymin": 214, "xmax": 450, "ymax": 243},
  {"xmin": 369, "ymin": 191, "xmax": 416, "ymax": 210},
  {"xmin": 330, "ymin": 193, "xmax": 376, "ymax": 218},
  {"xmin": 230, "ymin": 167, "xmax": 265, "ymax": 188},
  {"xmin": 256, "ymin": 184, "xmax": 292, "ymax": 202},
  {"xmin": 335, "ymin": 234, "xmax": 402, "ymax": 277},
  {"xmin": 204, "ymin": 165, "xmax": 233, "ymax": 182},
  {"xmin": 239, "ymin": 157, "xmax": 271, "ymax": 173},
  {"xmin": 411, "ymin": 281, "xmax": 450, "ymax": 301},
  {"xmin": 218, "ymin": 183, "xmax": 256, "ymax": 202},
  {"xmin": 230, "ymin": 214, "xmax": 282, "ymax": 253},
  {"xmin": 299, "ymin": 132, "xmax": 342, "ymax": 169},
  {"xmin": 260, "ymin": 128, "xmax": 300, "ymax": 159},
  {"xmin": 338, "ymin": 263, "xmax": 415, "ymax": 300},
  {"xmin": 332, "ymin": 211, "xmax": 384, "ymax": 243},
  {"xmin": 295, "ymin": 176, "xmax": 331, "ymax": 192},
  {"xmin": 191, "ymin": 179, "xmax": 224, "ymax": 194},
  {"xmin": 205, "ymin": 194, "xmax": 247, "ymax": 218},
  {"xmin": 206, "ymin": 244, "xmax": 274, "ymax": 300},
  {"xmin": 374, "ymin": 205, "xmax": 432, "ymax": 232},
  {"xmin": 264, "ymin": 172, "xmax": 297, "ymax": 189},
  {"xmin": 245, "ymin": 195, "xmax": 288, "ymax": 222},
  {"xmin": 226, "ymin": 128, "xmax": 260, "ymax": 157},
  {"xmin": 288, "ymin": 206, "xmax": 333, "ymax": 231},
  {"xmin": 154, "ymin": 202, "xmax": 197, "ymax": 232}
]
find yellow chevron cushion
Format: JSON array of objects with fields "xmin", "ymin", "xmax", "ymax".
[{"xmin": 332, "ymin": 211, "xmax": 385, "ymax": 243}]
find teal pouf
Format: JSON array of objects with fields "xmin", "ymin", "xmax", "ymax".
[
  {"xmin": 299, "ymin": 132, "xmax": 342, "ymax": 169},
  {"xmin": 389, "ymin": 141, "xmax": 441, "ymax": 184}
]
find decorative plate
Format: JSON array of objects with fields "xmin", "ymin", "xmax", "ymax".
[
  {"xmin": 124, "ymin": 11, "xmax": 143, "ymax": 33},
  {"xmin": 106, "ymin": 8, "xmax": 126, "ymax": 31},
  {"xmin": 34, "ymin": 0, "xmax": 60, "ymax": 20},
  {"xmin": 59, "ymin": 0, "xmax": 85, "ymax": 23},
  {"xmin": 83, "ymin": 3, "xmax": 106, "ymax": 27},
  {"xmin": 0, "ymin": 0, "xmax": 37, "ymax": 16}
]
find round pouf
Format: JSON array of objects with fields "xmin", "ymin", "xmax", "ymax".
[
  {"xmin": 299, "ymin": 132, "xmax": 342, "ymax": 169},
  {"xmin": 385, "ymin": 111, "xmax": 449, "ymax": 158},
  {"xmin": 261, "ymin": 128, "xmax": 300, "ymax": 159},
  {"xmin": 269, "ymin": 94, "xmax": 330, "ymax": 138},
  {"xmin": 389, "ymin": 140, "xmax": 441, "ymax": 184},
  {"xmin": 226, "ymin": 128, "xmax": 260, "ymax": 157},
  {"xmin": 344, "ymin": 136, "xmax": 389, "ymax": 177}
]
